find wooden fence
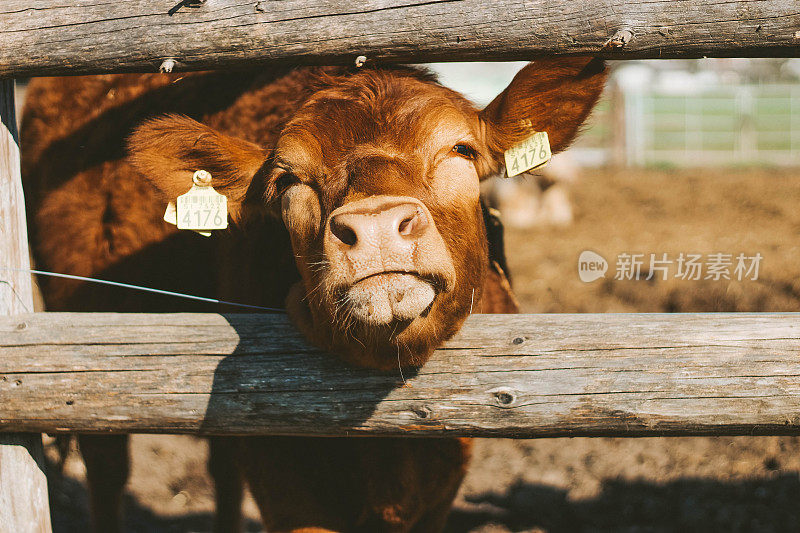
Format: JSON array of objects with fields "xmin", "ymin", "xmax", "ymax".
[
  {"xmin": 2, "ymin": 312, "xmax": 800, "ymax": 437},
  {"xmin": 1, "ymin": 0, "xmax": 799, "ymax": 77},
  {"xmin": 1, "ymin": 0, "xmax": 799, "ymax": 530},
  {"xmin": 0, "ymin": 79, "xmax": 52, "ymax": 532}
]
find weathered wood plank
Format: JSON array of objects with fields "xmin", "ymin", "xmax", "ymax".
[
  {"xmin": 1, "ymin": 312, "xmax": 799, "ymax": 438},
  {"xmin": 1, "ymin": 1, "xmax": 798, "ymax": 78},
  {"xmin": 0, "ymin": 81, "xmax": 32, "ymax": 316},
  {"xmin": 0, "ymin": 80, "xmax": 52, "ymax": 533}
]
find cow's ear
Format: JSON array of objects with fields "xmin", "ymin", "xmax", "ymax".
[
  {"xmin": 479, "ymin": 57, "xmax": 606, "ymax": 163},
  {"xmin": 128, "ymin": 114, "xmax": 268, "ymax": 222}
]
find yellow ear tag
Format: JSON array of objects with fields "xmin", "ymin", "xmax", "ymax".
[
  {"xmin": 503, "ymin": 131, "xmax": 551, "ymax": 178},
  {"xmin": 163, "ymin": 170, "xmax": 228, "ymax": 237}
]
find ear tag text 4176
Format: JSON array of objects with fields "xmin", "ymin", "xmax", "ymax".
[
  {"xmin": 504, "ymin": 131, "xmax": 551, "ymax": 178},
  {"xmin": 163, "ymin": 170, "xmax": 228, "ymax": 237}
]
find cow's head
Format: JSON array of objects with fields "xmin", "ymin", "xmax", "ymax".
[{"xmin": 130, "ymin": 58, "xmax": 606, "ymax": 369}]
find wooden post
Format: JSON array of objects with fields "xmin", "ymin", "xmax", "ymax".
[{"xmin": 0, "ymin": 80, "xmax": 52, "ymax": 532}]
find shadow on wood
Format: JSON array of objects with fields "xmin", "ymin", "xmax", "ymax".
[{"xmin": 198, "ymin": 314, "xmax": 415, "ymax": 435}]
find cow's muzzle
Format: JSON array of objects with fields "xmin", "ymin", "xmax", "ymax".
[{"xmin": 323, "ymin": 195, "xmax": 455, "ymax": 326}]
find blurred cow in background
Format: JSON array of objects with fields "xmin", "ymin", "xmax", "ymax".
[{"xmin": 482, "ymin": 151, "xmax": 580, "ymax": 229}]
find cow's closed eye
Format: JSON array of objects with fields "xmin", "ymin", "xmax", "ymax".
[
  {"xmin": 274, "ymin": 171, "xmax": 299, "ymax": 196},
  {"xmin": 451, "ymin": 144, "xmax": 477, "ymax": 159},
  {"xmin": 281, "ymin": 182, "xmax": 322, "ymax": 244}
]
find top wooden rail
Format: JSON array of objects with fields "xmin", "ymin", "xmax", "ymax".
[
  {"xmin": 1, "ymin": 312, "xmax": 800, "ymax": 438},
  {"xmin": 1, "ymin": 0, "xmax": 799, "ymax": 78}
]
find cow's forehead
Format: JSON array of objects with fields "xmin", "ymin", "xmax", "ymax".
[
  {"xmin": 271, "ymin": 70, "xmax": 484, "ymax": 212},
  {"xmin": 278, "ymin": 83, "xmax": 479, "ymax": 167}
]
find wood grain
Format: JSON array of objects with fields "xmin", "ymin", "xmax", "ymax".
[
  {"xmin": 0, "ymin": 80, "xmax": 52, "ymax": 533},
  {"xmin": 1, "ymin": 312, "xmax": 799, "ymax": 438},
  {"xmin": 0, "ymin": 81, "xmax": 32, "ymax": 316},
  {"xmin": 1, "ymin": 0, "xmax": 798, "ymax": 78}
]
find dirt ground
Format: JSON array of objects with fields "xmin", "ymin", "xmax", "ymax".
[{"xmin": 45, "ymin": 167, "xmax": 800, "ymax": 532}]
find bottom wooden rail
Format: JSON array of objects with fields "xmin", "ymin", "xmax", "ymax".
[{"xmin": 0, "ymin": 312, "xmax": 799, "ymax": 437}]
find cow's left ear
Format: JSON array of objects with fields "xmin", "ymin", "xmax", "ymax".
[
  {"xmin": 479, "ymin": 57, "xmax": 606, "ymax": 169},
  {"xmin": 128, "ymin": 114, "xmax": 268, "ymax": 222}
]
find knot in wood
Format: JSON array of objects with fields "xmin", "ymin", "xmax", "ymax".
[
  {"xmin": 16, "ymin": 321, "xmax": 27, "ymax": 330},
  {"xmin": 603, "ymin": 29, "xmax": 634, "ymax": 50},
  {"xmin": 490, "ymin": 387, "xmax": 516, "ymax": 406},
  {"xmin": 412, "ymin": 405, "xmax": 433, "ymax": 419},
  {"xmin": 512, "ymin": 337, "xmax": 524, "ymax": 345}
]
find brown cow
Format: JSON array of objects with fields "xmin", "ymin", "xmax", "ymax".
[{"xmin": 21, "ymin": 58, "xmax": 605, "ymax": 532}]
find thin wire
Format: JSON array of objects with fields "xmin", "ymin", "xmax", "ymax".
[
  {"xmin": 397, "ymin": 344, "xmax": 406, "ymax": 385},
  {"xmin": 0, "ymin": 279, "xmax": 32, "ymax": 313},
  {"xmin": 0, "ymin": 267, "xmax": 285, "ymax": 313}
]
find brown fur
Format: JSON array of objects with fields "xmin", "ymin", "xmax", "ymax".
[{"xmin": 22, "ymin": 58, "xmax": 605, "ymax": 532}]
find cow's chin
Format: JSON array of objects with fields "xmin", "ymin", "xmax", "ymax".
[
  {"xmin": 285, "ymin": 272, "xmax": 468, "ymax": 371},
  {"xmin": 344, "ymin": 272, "xmax": 436, "ymax": 326}
]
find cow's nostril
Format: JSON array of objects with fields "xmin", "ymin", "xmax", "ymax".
[
  {"xmin": 398, "ymin": 216, "xmax": 414, "ymax": 235},
  {"xmin": 398, "ymin": 209, "xmax": 427, "ymax": 237},
  {"xmin": 330, "ymin": 217, "xmax": 357, "ymax": 246}
]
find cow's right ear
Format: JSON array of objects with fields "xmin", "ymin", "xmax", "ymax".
[
  {"xmin": 478, "ymin": 57, "xmax": 606, "ymax": 171},
  {"xmin": 128, "ymin": 114, "xmax": 268, "ymax": 222}
]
